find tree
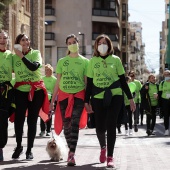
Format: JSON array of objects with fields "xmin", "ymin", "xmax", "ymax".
[{"xmin": 0, "ymin": 0, "xmax": 16, "ymax": 29}]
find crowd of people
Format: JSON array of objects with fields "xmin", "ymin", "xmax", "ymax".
[{"xmin": 0, "ymin": 30, "xmax": 169, "ymax": 169}]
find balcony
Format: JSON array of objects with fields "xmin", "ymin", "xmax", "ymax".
[
  {"xmin": 92, "ymin": 8, "xmax": 119, "ymax": 26},
  {"xmin": 45, "ymin": 7, "xmax": 56, "ymax": 22},
  {"xmin": 45, "ymin": 32, "xmax": 56, "ymax": 46},
  {"xmin": 92, "ymin": 8, "xmax": 118, "ymax": 17},
  {"xmin": 92, "ymin": 33, "xmax": 118, "ymax": 41}
]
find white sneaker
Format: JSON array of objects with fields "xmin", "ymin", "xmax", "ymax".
[
  {"xmin": 125, "ymin": 130, "xmax": 129, "ymax": 136},
  {"xmin": 129, "ymin": 129, "xmax": 133, "ymax": 135},
  {"xmin": 164, "ymin": 129, "xmax": 169, "ymax": 136}
]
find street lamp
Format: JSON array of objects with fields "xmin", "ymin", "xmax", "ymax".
[{"xmin": 78, "ymin": 32, "xmax": 85, "ymax": 56}]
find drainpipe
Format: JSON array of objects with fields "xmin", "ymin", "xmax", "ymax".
[
  {"xmin": 30, "ymin": 0, "xmax": 34, "ymax": 48},
  {"xmin": 166, "ymin": 0, "xmax": 170, "ymax": 69}
]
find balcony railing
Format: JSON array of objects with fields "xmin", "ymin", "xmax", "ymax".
[
  {"xmin": 45, "ymin": 8, "xmax": 55, "ymax": 16},
  {"xmin": 92, "ymin": 33, "xmax": 118, "ymax": 41},
  {"xmin": 45, "ymin": 32, "xmax": 55, "ymax": 40},
  {"xmin": 92, "ymin": 8, "xmax": 118, "ymax": 17},
  {"xmin": 122, "ymin": 36, "xmax": 126, "ymax": 45}
]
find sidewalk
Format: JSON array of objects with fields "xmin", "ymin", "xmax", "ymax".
[{"xmin": 1, "ymin": 115, "xmax": 170, "ymax": 170}]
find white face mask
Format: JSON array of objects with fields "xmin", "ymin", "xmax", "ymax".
[{"xmin": 98, "ymin": 44, "xmax": 108, "ymax": 55}]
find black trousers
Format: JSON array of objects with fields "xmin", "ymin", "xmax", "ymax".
[
  {"xmin": 146, "ymin": 106, "xmax": 156, "ymax": 131},
  {"xmin": 0, "ymin": 88, "xmax": 14, "ymax": 148},
  {"xmin": 14, "ymin": 89, "xmax": 44, "ymax": 150},
  {"xmin": 40, "ymin": 117, "xmax": 52, "ymax": 132},
  {"xmin": 162, "ymin": 98, "xmax": 170, "ymax": 130},
  {"xmin": 134, "ymin": 103, "xmax": 140, "ymax": 125},
  {"xmin": 91, "ymin": 95, "xmax": 123, "ymax": 157},
  {"xmin": 125, "ymin": 105, "xmax": 133, "ymax": 130}
]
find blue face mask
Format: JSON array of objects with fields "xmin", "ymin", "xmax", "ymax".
[{"xmin": 165, "ymin": 77, "xmax": 170, "ymax": 81}]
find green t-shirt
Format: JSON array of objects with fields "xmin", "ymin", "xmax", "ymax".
[
  {"xmin": 13, "ymin": 49, "xmax": 42, "ymax": 92},
  {"xmin": 148, "ymin": 83, "xmax": 158, "ymax": 106},
  {"xmin": 124, "ymin": 82, "xmax": 136, "ymax": 106},
  {"xmin": 56, "ymin": 55, "xmax": 89, "ymax": 93},
  {"xmin": 159, "ymin": 81, "xmax": 170, "ymax": 99},
  {"xmin": 0, "ymin": 50, "xmax": 13, "ymax": 83},
  {"xmin": 42, "ymin": 75, "xmax": 57, "ymax": 100},
  {"xmin": 87, "ymin": 55, "xmax": 125, "ymax": 99},
  {"xmin": 132, "ymin": 79, "xmax": 142, "ymax": 103}
]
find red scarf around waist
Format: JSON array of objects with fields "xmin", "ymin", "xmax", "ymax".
[
  {"xmin": 13, "ymin": 80, "xmax": 49, "ymax": 122},
  {"xmin": 54, "ymin": 89, "xmax": 87, "ymax": 135}
]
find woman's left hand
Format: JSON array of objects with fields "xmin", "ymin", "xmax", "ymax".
[{"xmin": 129, "ymin": 99, "xmax": 136, "ymax": 112}]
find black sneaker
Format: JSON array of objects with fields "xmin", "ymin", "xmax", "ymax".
[
  {"xmin": 146, "ymin": 129, "xmax": 151, "ymax": 136},
  {"xmin": 46, "ymin": 132, "xmax": 50, "ymax": 136},
  {"xmin": 150, "ymin": 130, "xmax": 156, "ymax": 136},
  {"xmin": 0, "ymin": 148, "xmax": 3, "ymax": 161},
  {"xmin": 12, "ymin": 146, "xmax": 23, "ymax": 159},
  {"xmin": 26, "ymin": 152, "xmax": 33, "ymax": 160},
  {"xmin": 134, "ymin": 125, "xmax": 138, "ymax": 132}
]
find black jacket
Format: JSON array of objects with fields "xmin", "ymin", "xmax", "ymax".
[{"xmin": 140, "ymin": 82, "xmax": 159, "ymax": 114}]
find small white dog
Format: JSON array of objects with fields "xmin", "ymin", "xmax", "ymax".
[{"xmin": 46, "ymin": 133, "xmax": 67, "ymax": 162}]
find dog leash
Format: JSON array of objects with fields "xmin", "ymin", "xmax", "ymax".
[{"xmin": 51, "ymin": 129, "xmax": 54, "ymax": 139}]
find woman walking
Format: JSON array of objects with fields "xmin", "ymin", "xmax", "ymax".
[
  {"xmin": 12, "ymin": 33, "xmax": 49, "ymax": 160},
  {"xmin": 84, "ymin": 34, "xmax": 135, "ymax": 168},
  {"xmin": 50, "ymin": 34, "xmax": 88, "ymax": 166},
  {"xmin": 140, "ymin": 74, "xmax": 159, "ymax": 136},
  {"xmin": 0, "ymin": 30, "xmax": 14, "ymax": 161}
]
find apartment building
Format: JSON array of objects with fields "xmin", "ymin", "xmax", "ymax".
[
  {"xmin": 128, "ymin": 22, "xmax": 149, "ymax": 82},
  {"xmin": 159, "ymin": 0, "xmax": 169, "ymax": 79},
  {"xmin": 160, "ymin": 21, "xmax": 166, "ymax": 81},
  {"xmin": 2, "ymin": 0, "xmax": 45, "ymax": 61},
  {"xmin": 45, "ymin": 0, "xmax": 129, "ymax": 71}
]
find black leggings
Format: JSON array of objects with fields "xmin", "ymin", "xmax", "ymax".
[
  {"xmin": 91, "ymin": 95, "xmax": 123, "ymax": 157},
  {"xmin": 60, "ymin": 97, "xmax": 84, "ymax": 153},
  {"xmin": 162, "ymin": 98, "xmax": 170, "ymax": 130},
  {"xmin": 14, "ymin": 89, "xmax": 44, "ymax": 151}
]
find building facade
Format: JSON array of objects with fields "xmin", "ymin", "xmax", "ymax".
[
  {"xmin": 45, "ymin": 0, "xmax": 129, "ymax": 71},
  {"xmin": 2, "ymin": 0, "xmax": 45, "ymax": 62},
  {"xmin": 127, "ymin": 22, "xmax": 149, "ymax": 83}
]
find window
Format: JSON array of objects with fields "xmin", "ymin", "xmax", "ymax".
[
  {"xmin": 94, "ymin": 0, "xmax": 115, "ymax": 9},
  {"xmin": 110, "ymin": 1, "xmax": 115, "ymax": 9},
  {"xmin": 57, "ymin": 47, "xmax": 67, "ymax": 61},
  {"xmin": 25, "ymin": 0, "xmax": 30, "ymax": 13},
  {"xmin": 167, "ymin": 4, "xmax": 169, "ymax": 13},
  {"xmin": 45, "ymin": 47, "xmax": 52, "ymax": 65},
  {"xmin": 122, "ymin": 4, "xmax": 126, "ymax": 20},
  {"xmin": 45, "ymin": 0, "xmax": 52, "ymax": 7}
]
